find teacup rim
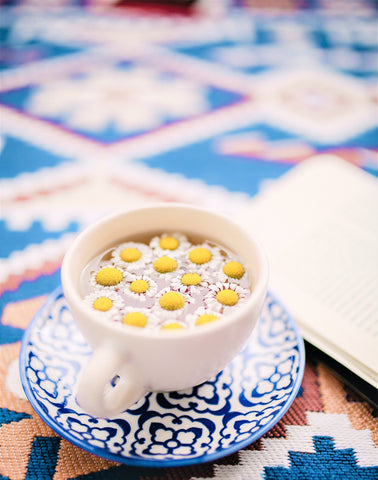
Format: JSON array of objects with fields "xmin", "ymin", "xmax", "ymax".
[{"xmin": 61, "ymin": 203, "xmax": 269, "ymax": 340}]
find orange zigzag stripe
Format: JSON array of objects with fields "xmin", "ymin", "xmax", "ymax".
[{"xmin": 0, "ymin": 258, "xmax": 63, "ymax": 297}]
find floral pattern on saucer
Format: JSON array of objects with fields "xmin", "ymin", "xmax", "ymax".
[{"xmin": 20, "ymin": 287, "xmax": 304, "ymax": 467}]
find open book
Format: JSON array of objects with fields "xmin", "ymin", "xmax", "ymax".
[{"xmin": 238, "ymin": 155, "xmax": 378, "ymax": 392}]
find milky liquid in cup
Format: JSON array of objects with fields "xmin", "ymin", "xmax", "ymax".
[{"xmin": 80, "ymin": 231, "xmax": 251, "ymax": 331}]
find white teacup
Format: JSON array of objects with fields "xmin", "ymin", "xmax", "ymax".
[{"xmin": 61, "ymin": 203, "xmax": 269, "ymax": 418}]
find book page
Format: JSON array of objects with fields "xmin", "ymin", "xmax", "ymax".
[{"xmin": 238, "ymin": 155, "xmax": 378, "ymax": 388}]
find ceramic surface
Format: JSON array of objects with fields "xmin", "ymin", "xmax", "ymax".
[
  {"xmin": 61, "ymin": 204, "xmax": 269, "ymax": 417},
  {"xmin": 20, "ymin": 287, "xmax": 304, "ymax": 467}
]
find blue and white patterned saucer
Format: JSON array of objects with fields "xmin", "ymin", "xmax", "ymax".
[{"xmin": 20, "ymin": 286, "xmax": 304, "ymax": 467}]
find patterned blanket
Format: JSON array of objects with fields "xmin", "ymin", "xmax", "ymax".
[{"xmin": 1, "ymin": 2, "xmax": 377, "ymax": 479}]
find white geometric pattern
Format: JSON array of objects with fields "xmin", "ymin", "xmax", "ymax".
[
  {"xmin": 27, "ymin": 67, "xmax": 210, "ymax": 134},
  {"xmin": 1, "ymin": 159, "xmax": 251, "ymax": 232},
  {"xmin": 255, "ymin": 68, "xmax": 376, "ymax": 143},
  {"xmin": 191, "ymin": 412, "xmax": 378, "ymax": 480}
]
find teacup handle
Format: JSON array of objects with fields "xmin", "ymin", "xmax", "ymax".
[{"xmin": 76, "ymin": 344, "xmax": 147, "ymax": 418}]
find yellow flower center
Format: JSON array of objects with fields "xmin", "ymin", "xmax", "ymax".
[
  {"xmin": 153, "ymin": 256, "xmax": 178, "ymax": 273},
  {"xmin": 161, "ymin": 322, "xmax": 184, "ymax": 330},
  {"xmin": 196, "ymin": 314, "xmax": 218, "ymax": 326},
  {"xmin": 130, "ymin": 279, "xmax": 149, "ymax": 293},
  {"xmin": 122, "ymin": 312, "xmax": 148, "ymax": 328},
  {"xmin": 188, "ymin": 247, "xmax": 212, "ymax": 265},
  {"xmin": 216, "ymin": 289, "xmax": 239, "ymax": 306},
  {"xmin": 223, "ymin": 261, "xmax": 245, "ymax": 280},
  {"xmin": 93, "ymin": 297, "xmax": 113, "ymax": 312},
  {"xmin": 159, "ymin": 291, "xmax": 186, "ymax": 310},
  {"xmin": 181, "ymin": 273, "xmax": 202, "ymax": 286},
  {"xmin": 159, "ymin": 236, "xmax": 179, "ymax": 250},
  {"xmin": 120, "ymin": 247, "xmax": 142, "ymax": 263},
  {"xmin": 95, "ymin": 267, "xmax": 123, "ymax": 286}
]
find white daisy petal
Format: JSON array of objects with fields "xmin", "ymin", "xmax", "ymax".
[
  {"xmin": 217, "ymin": 257, "xmax": 250, "ymax": 287},
  {"xmin": 149, "ymin": 232, "xmax": 190, "ymax": 258},
  {"xmin": 90, "ymin": 263, "xmax": 126, "ymax": 291},
  {"xmin": 123, "ymin": 274, "xmax": 158, "ymax": 304},
  {"xmin": 186, "ymin": 242, "xmax": 223, "ymax": 272},
  {"xmin": 145, "ymin": 255, "xmax": 182, "ymax": 281},
  {"xmin": 204, "ymin": 282, "xmax": 250, "ymax": 313},
  {"xmin": 186, "ymin": 306, "xmax": 222, "ymax": 328},
  {"xmin": 120, "ymin": 306, "xmax": 160, "ymax": 329},
  {"xmin": 112, "ymin": 242, "xmax": 153, "ymax": 272},
  {"xmin": 152, "ymin": 287, "xmax": 194, "ymax": 320},
  {"xmin": 170, "ymin": 270, "xmax": 212, "ymax": 296},
  {"xmin": 84, "ymin": 290, "xmax": 124, "ymax": 321}
]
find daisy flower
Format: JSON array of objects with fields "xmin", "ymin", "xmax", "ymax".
[
  {"xmin": 204, "ymin": 282, "xmax": 250, "ymax": 313},
  {"xmin": 217, "ymin": 259, "xmax": 250, "ymax": 287},
  {"xmin": 153, "ymin": 287, "xmax": 193, "ymax": 319},
  {"xmin": 121, "ymin": 306, "xmax": 159, "ymax": 329},
  {"xmin": 149, "ymin": 232, "xmax": 190, "ymax": 257},
  {"xmin": 170, "ymin": 270, "xmax": 212, "ymax": 295},
  {"xmin": 90, "ymin": 263, "xmax": 125, "ymax": 290},
  {"xmin": 112, "ymin": 242, "xmax": 153, "ymax": 271},
  {"xmin": 146, "ymin": 255, "xmax": 182, "ymax": 281},
  {"xmin": 84, "ymin": 290, "xmax": 124, "ymax": 321},
  {"xmin": 160, "ymin": 321, "xmax": 187, "ymax": 331},
  {"xmin": 187, "ymin": 306, "xmax": 222, "ymax": 328},
  {"xmin": 123, "ymin": 274, "xmax": 158, "ymax": 303},
  {"xmin": 186, "ymin": 243, "xmax": 223, "ymax": 272}
]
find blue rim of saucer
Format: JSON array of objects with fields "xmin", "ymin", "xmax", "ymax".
[{"xmin": 20, "ymin": 286, "xmax": 305, "ymax": 468}]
